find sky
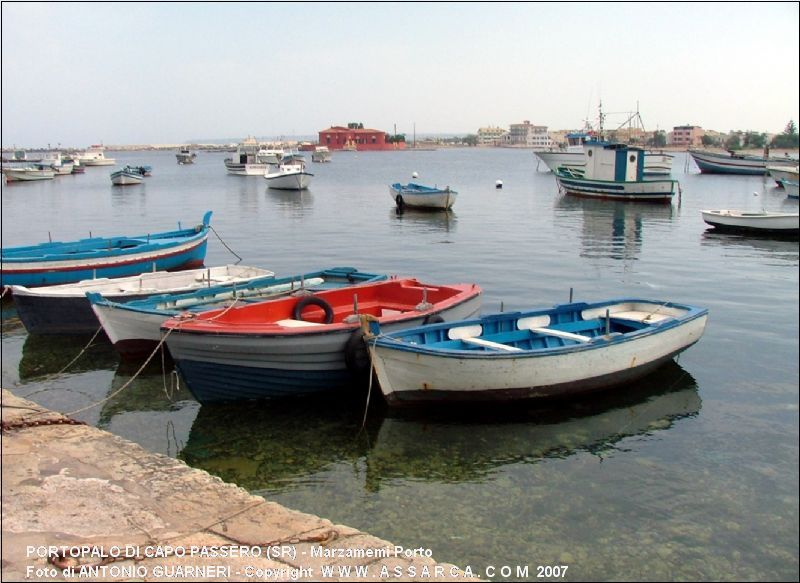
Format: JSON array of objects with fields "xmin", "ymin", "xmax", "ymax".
[{"xmin": 2, "ymin": 2, "xmax": 799, "ymax": 147}]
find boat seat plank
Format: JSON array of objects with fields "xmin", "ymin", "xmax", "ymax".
[
  {"xmin": 276, "ymin": 319, "xmax": 323, "ymax": 328},
  {"xmin": 529, "ymin": 327, "xmax": 592, "ymax": 343},
  {"xmin": 461, "ymin": 337, "xmax": 523, "ymax": 352},
  {"xmin": 610, "ymin": 311, "xmax": 672, "ymax": 323}
]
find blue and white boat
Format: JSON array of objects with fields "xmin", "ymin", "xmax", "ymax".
[
  {"xmin": 689, "ymin": 149, "xmax": 797, "ymax": 175},
  {"xmin": 389, "ymin": 183, "xmax": 458, "ymax": 210},
  {"xmin": 780, "ymin": 179, "xmax": 798, "ymax": 199},
  {"xmin": 367, "ymin": 298, "xmax": 708, "ymax": 405},
  {"xmin": 554, "ymin": 142, "xmax": 678, "ymax": 202},
  {"xmin": 110, "ymin": 166, "xmax": 144, "ymax": 185},
  {"xmin": 88, "ymin": 267, "xmax": 388, "ymax": 358},
  {"xmin": 1, "ymin": 212, "xmax": 213, "ymax": 288}
]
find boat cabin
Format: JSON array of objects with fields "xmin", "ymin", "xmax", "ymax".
[{"xmin": 583, "ymin": 142, "xmax": 645, "ymax": 182}]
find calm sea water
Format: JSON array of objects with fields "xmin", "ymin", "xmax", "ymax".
[{"xmin": 2, "ymin": 149, "xmax": 798, "ymax": 581}]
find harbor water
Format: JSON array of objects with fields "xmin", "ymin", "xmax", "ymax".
[{"xmin": 1, "ymin": 148, "xmax": 798, "ymax": 580}]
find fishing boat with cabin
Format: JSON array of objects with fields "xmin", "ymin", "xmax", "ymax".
[
  {"xmin": 554, "ymin": 141, "xmax": 678, "ymax": 202},
  {"xmin": 366, "ymin": 298, "xmax": 708, "ymax": 405},
  {"xmin": 161, "ymin": 278, "xmax": 482, "ymax": 403},
  {"xmin": 1, "ymin": 212, "xmax": 213, "ymax": 288}
]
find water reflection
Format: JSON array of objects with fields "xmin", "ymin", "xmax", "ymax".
[
  {"xmin": 700, "ymin": 230, "xmax": 800, "ymax": 258},
  {"xmin": 181, "ymin": 361, "xmax": 699, "ymax": 494},
  {"xmin": 555, "ymin": 195, "xmax": 675, "ymax": 262},
  {"xmin": 265, "ymin": 188, "xmax": 315, "ymax": 217},
  {"xmin": 389, "ymin": 207, "xmax": 457, "ymax": 234},
  {"xmin": 18, "ymin": 332, "xmax": 118, "ymax": 381}
]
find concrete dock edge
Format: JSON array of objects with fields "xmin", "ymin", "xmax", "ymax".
[{"xmin": 1, "ymin": 389, "xmax": 476, "ymax": 582}]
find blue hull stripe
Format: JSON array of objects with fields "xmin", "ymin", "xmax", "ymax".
[{"xmin": 175, "ymin": 359, "xmax": 351, "ymax": 403}]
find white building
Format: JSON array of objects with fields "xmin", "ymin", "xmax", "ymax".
[
  {"xmin": 504, "ymin": 121, "xmax": 554, "ymax": 149},
  {"xmin": 477, "ymin": 126, "xmax": 508, "ymax": 146}
]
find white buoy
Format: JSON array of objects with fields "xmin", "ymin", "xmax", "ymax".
[
  {"xmin": 496, "ymin": 179, "xmax": 503, "ymax": 189},
  {"xmin": 412, "ymin": 171, "xmax": 419, "ymax": 178}
]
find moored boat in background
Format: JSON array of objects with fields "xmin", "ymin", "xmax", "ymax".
[
  {"xmin": 110, "ymin": 166, "xmax": 144, "ymax": 185},
  {"xmin": 2, "ymin": 166, "xmax": 56, "ymax": 182},
  {"xmin": 176, "ymin": 148, "xmax": 197, "ymax": 164},
  {"xmin": 77, "ymin": 145, "xmax": 116, "ymax": 166},
  {"xmin": 700, "ymin": 209, "xmax": 799, "ymax": 234},
  {"xmin": 554, "ymin": 142, "xmax": 678, "ymax": 202},
  {"xmin": 389, "ymin": 183, "xmax": 458, "ymax": 210},
  {"xmin": 367, "ymin": 298, "xmax": 708, "ymax": 405},
  {"xmin": 780, "ymin": 179, "xmax": 798, "ymax": 199},
  {"xmin": 1, "ymin": 211, "xmax": 213, "ymax": 288},
  {"xmin": 768, "ymin": 164, "xmax": 799, "ymax": 187},
  {"xmin": 689, "ymin": 149, "xmax": 797, "ymax": 175},
  {"xmin": 263, "ymin": 154, "xmax": 313, "ymax": 190}
]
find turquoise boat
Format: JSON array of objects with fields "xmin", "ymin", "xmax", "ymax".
[{"xmin": 1, "ymin": 212, "xmax": 212, "ymax": 288}]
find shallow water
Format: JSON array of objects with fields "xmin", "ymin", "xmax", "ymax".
[{"xmin": 2, "ymin": 148, "xmax": 798, "ymax": 580}]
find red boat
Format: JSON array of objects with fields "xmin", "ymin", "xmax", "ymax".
[{"xmin": 162, "ymin": 278, "xmax": 483, "ymax": 403}]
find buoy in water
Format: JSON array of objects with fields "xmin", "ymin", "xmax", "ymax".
[
  {"xmin": 496, "ymin": 179, "xmax": 503, "ymax": 189},
  {"xmin": 412, "ymin": 171, "xmax": 419, "ymax": 178}
]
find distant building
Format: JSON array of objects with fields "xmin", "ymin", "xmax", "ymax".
[
  {"xmin": 477, "ymin": 126, "xmax": 508, "ymax": 146},
  {"xmin": 668, "ymin": 125, "xmax": 705, "ymax": 147},
  {"xmin": 503, "ymin": 121, "xmax": 553, "ymax": 149},
  {"xmin": 318, "ymin": 122, "xmax": 405, "ymax": 151}
]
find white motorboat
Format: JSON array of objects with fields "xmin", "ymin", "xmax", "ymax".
[
  {"xmin": 110, "ymin": 167, "xmax": 145, "ymax": 185},
  {"xmin": 176, "ymin": 148, "xmax": 197, "ymax": 164},
  {"xmin": 77, "ymin": 145, "xmax": 116, "ymax": 166},
  {"xmin": 224, "ymin": 137, "xmax": 279, "ymax": 175},
  {"xmin": 701, "ymin": 209, "xmax": 799, "ymax": 234},
  {"xmin": 264, "ymin": 155, "xmax": 313, "ymax": 190},
  {"xmin": 311, "ymin": 146, "xmax": 332, "ymax": 163},
  {"xmin": 2, "ymin": 166, "xmax": 56, "ymax": 181}
]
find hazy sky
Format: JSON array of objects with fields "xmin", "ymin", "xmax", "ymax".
[{"xmin": 2, "ymin": 2, "xmax": 798, "ymax": 146}]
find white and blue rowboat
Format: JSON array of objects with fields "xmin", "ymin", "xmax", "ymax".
[
  {"xmin": 689, "ymin": 150, "xmax": 798, "ymax": 175},
  {"xmin": 767, "ymin": 165, "xmax": 799, "ymax": 187},
  {"xmin": 553, "ymin": 142, "xmax": 678, "ymax": 203},
  {"xmin": 161, "ymin": 278, "xmax": 483, "ymax": 403},
  {"xmin": 389, "ymin": 183, "xmax": 458, "ymax": 210},
  {"xmin": 11, "ymin": 264, "xmax": 274, "ymax": 336},
  {"xmin": 1, "ymin": 211, "xmax": 213, "ymax": 288},
  {"xmin": 701, "ymin": 209, "xmax": 799, "ymax": 234},
  {"xmin": 110, "ymin": 167, "xmax": 144, "ymax": 185},
  {"xmin": 780, "ymin": 179, "xmax": 798, "ymax": 199},
  {"xmin": 88, "ymin": 267, "xmax": 387, "ymax": 358},
  {"xmin": 367, "ymin": 298, "xmax": 708, "ymax": 405}
]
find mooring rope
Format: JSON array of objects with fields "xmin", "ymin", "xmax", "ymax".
[
  {"xmin": 208, "ymin": 224, "xmax": 242, "ymax": 263},
  {"xmin": 20, "ymin": 327, "xmax": 105, "ymax": 394}
]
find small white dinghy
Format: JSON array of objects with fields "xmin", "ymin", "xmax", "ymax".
[
  {"xmin": 701, "ymin": 209, "xmax": 799, "ymax": 235},
  {"xmin": 10, "ymin": 264, "xmax": 274, "ymax": 335}
]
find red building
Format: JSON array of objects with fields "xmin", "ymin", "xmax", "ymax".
[{"xmin": 318, "ymin": 123, "xmax": 405, "ymax": 151}]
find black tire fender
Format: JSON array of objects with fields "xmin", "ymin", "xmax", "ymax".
[
  {"xmin": 345, "ymin": 328, "xmax": 371, "ymax": 381},
  {"xmin": 422, "ymin": 314, "xmax": 445, "ymax": 325},
  {"xmin": 293, "ymin": 295, "xmax": 334, "ymax": 324},
  {"xmin": 395, "ymin": 194, "xmax": 405, "ymax": 209}
]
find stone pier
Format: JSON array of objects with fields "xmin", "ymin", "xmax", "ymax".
[{"xmin": 1, "ymin": 390, "xmax": 475, "ymax": 582}]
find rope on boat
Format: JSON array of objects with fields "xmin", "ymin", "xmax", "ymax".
[
  {"xmin": 359, "ymin": 335, "xmax": 380, "ymax": 432},
  {"xmin": 208, "ymin": 224, "xmax": 243, "ymax": 263}
]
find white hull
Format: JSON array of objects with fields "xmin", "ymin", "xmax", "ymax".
[
  {"xmin": 264, "ymin": 171, "xmax": 313, "ymax": 190},
  {"xmin": 111, "ymin": 172, "xmax": 143, "ymax": 185},
  {"xmin": 225, "ymin": 161, "xmax": 270, "ymax": 176},
  {"xmin": 389, "ymin": 187, "xmax": 457, "ymax": 210},
  {"xmin": 537, "ymin": 150, "xmax": 673, "ymax": 175},
  {"xmin": 701, "ymin": 209, "xmax": 799, "ymax": 233},
  {"xmin": 768, "ymin": 166, "xmax": 800, "ymax": 186},
  {"xmin": 3, "ymin": 168, "xmax": 56, "ymax": 181},
  {"xmin": 371, "ymin": 313, "xmax": 707, "ymax": 403},
  {"xmin": 93, "ymin": 278, "xmax": 321, "ymax": 350}
]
